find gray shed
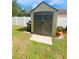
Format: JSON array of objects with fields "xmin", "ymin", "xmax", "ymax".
[{"xmin": 31, "ymin": 2, "xmax": 58, "ymax": 37}]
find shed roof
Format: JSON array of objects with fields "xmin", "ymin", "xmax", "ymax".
[{"xmin": 31, "ymin": 1, "xmax": 58, "ymax": 12}]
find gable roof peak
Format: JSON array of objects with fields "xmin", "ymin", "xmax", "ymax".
[{"xmin": 31, "ymin": 1, "xmax": 58, "ymax": 12}]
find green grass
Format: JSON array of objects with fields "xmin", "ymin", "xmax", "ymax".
[
  {"xmin": 12, "ymin": 26, "xmax": 67, "ymax": 59},
  {"xmin": 12, "ymin": 26, "xmax": 22, "ymax": 36}
]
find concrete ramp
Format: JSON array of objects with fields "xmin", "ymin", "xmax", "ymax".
[{"xmin": 30, "ymin": 34, "xmax": 53, "ymax": 45}]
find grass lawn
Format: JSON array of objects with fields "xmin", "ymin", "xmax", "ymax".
[{"xmin": 12, "ymin": 26, "xmax": 67, "ymax": 59}]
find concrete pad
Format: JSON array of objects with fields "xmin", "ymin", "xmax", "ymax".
[{"xmin": 30, "ymin": 34, "xmax": 53, "ymax": 45}]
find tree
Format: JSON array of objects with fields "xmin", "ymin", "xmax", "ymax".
[
  {"xmin": 12, "ymin": 0, "xmax": 22, "ymax": 16},
  {"xmin": 12, "ymin": 0, "xmax": 32, "ymax": 17},
  {"xmin": 25, "ymin": 6, "xmax": 32, "ymax": 16}
]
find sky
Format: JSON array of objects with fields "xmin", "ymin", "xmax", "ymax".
[{"xmin": 17, "ymin": 0, "xmax": 67, "ymax": 9}]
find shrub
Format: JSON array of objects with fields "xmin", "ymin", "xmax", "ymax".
[{"xmin": 56, "ymin": 26, "xmax": 64, "ymax": 32}]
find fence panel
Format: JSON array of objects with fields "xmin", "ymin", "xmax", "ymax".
[
  {"xmin": 12, "ymin": 17, "xmax": 31, "ymax": 27},
  {"xmin": 12, "ymin": 17, "xmax": 17, "ymax": 25},
  {"xmin": 17, "ymin": 17, "xmax": 25, "ymax": 26},
  {"xmin": 57, "ymin": 16, "xmax": 67, "ymax": 28}
]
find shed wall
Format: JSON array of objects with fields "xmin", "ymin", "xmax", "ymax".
[
  {"xmin": 31, "ymin": 13, "xmax": 34, "ymax": 33},
  {"xmin": 52, "ymin": 12, "xmax": 57, "ymax": 37},
  {"xmin": 32, "ymin": 3, "xmax": 56, "ymax": 13}
]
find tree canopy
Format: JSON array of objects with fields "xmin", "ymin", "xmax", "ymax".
[{"xmin": 12, "ymin": 0, "xmax": 32, "ymax": 17}]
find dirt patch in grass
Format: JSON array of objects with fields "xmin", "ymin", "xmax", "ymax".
[{"xmin": 12, "ymin": 31, "xmax": 31, "ymax": 59}]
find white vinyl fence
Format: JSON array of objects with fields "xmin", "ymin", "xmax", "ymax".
[
  {"xmin": 57, "ymin": 16, "xmax": 67, "ymax": 28},
  {"xmin": 12, "ymin": 16, "xmax": 67, "ymax": 28},
  {"xmin": 12, "ymin": 17, "xmax": 31, "ymax": 27}
]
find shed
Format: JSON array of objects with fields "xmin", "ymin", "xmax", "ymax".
[{"xmin": 31, "ymin": 2, "xmax": 58, "ymax": 37}]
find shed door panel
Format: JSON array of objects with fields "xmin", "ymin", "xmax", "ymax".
[
  {"xmin": 42, "ymin": 15, "xmax": 52, "ymax": 36},
  {"xmin": 34, "ymin": 15, "xmax": 42, "ymax": 34}
]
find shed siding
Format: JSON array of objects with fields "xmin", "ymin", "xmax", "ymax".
[
  {"xmin": 52, "ymin": 12, "xmax": 57, "ymax": 36},
  {"xmin": 32, "ymin": 3, "xmax": 56, "ymax": 13},
  {"xmin": 31, "ymin": 13, "xmax": 34, "ymax": 33}
]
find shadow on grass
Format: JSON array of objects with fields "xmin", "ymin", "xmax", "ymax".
[
  {"xmin": 17, "ymin": 26, "xmax": 31, "ymax": 32},
  {"xmin": 17, "ymin": 21, "xmax": 31, "ymax": 32}
]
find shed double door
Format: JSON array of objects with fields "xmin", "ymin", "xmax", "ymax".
[{"xmin": 34, "ymin": 14, "xmax": 53, "ymax": 36}]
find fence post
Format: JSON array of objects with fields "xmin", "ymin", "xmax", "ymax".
[
  {"xmin": 15, "ymin": 16, "xmax": 17, "ymax": 25},
  {"xmin": 24, "ymin": 16, "xmax": 26, "ymax": 27}
]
